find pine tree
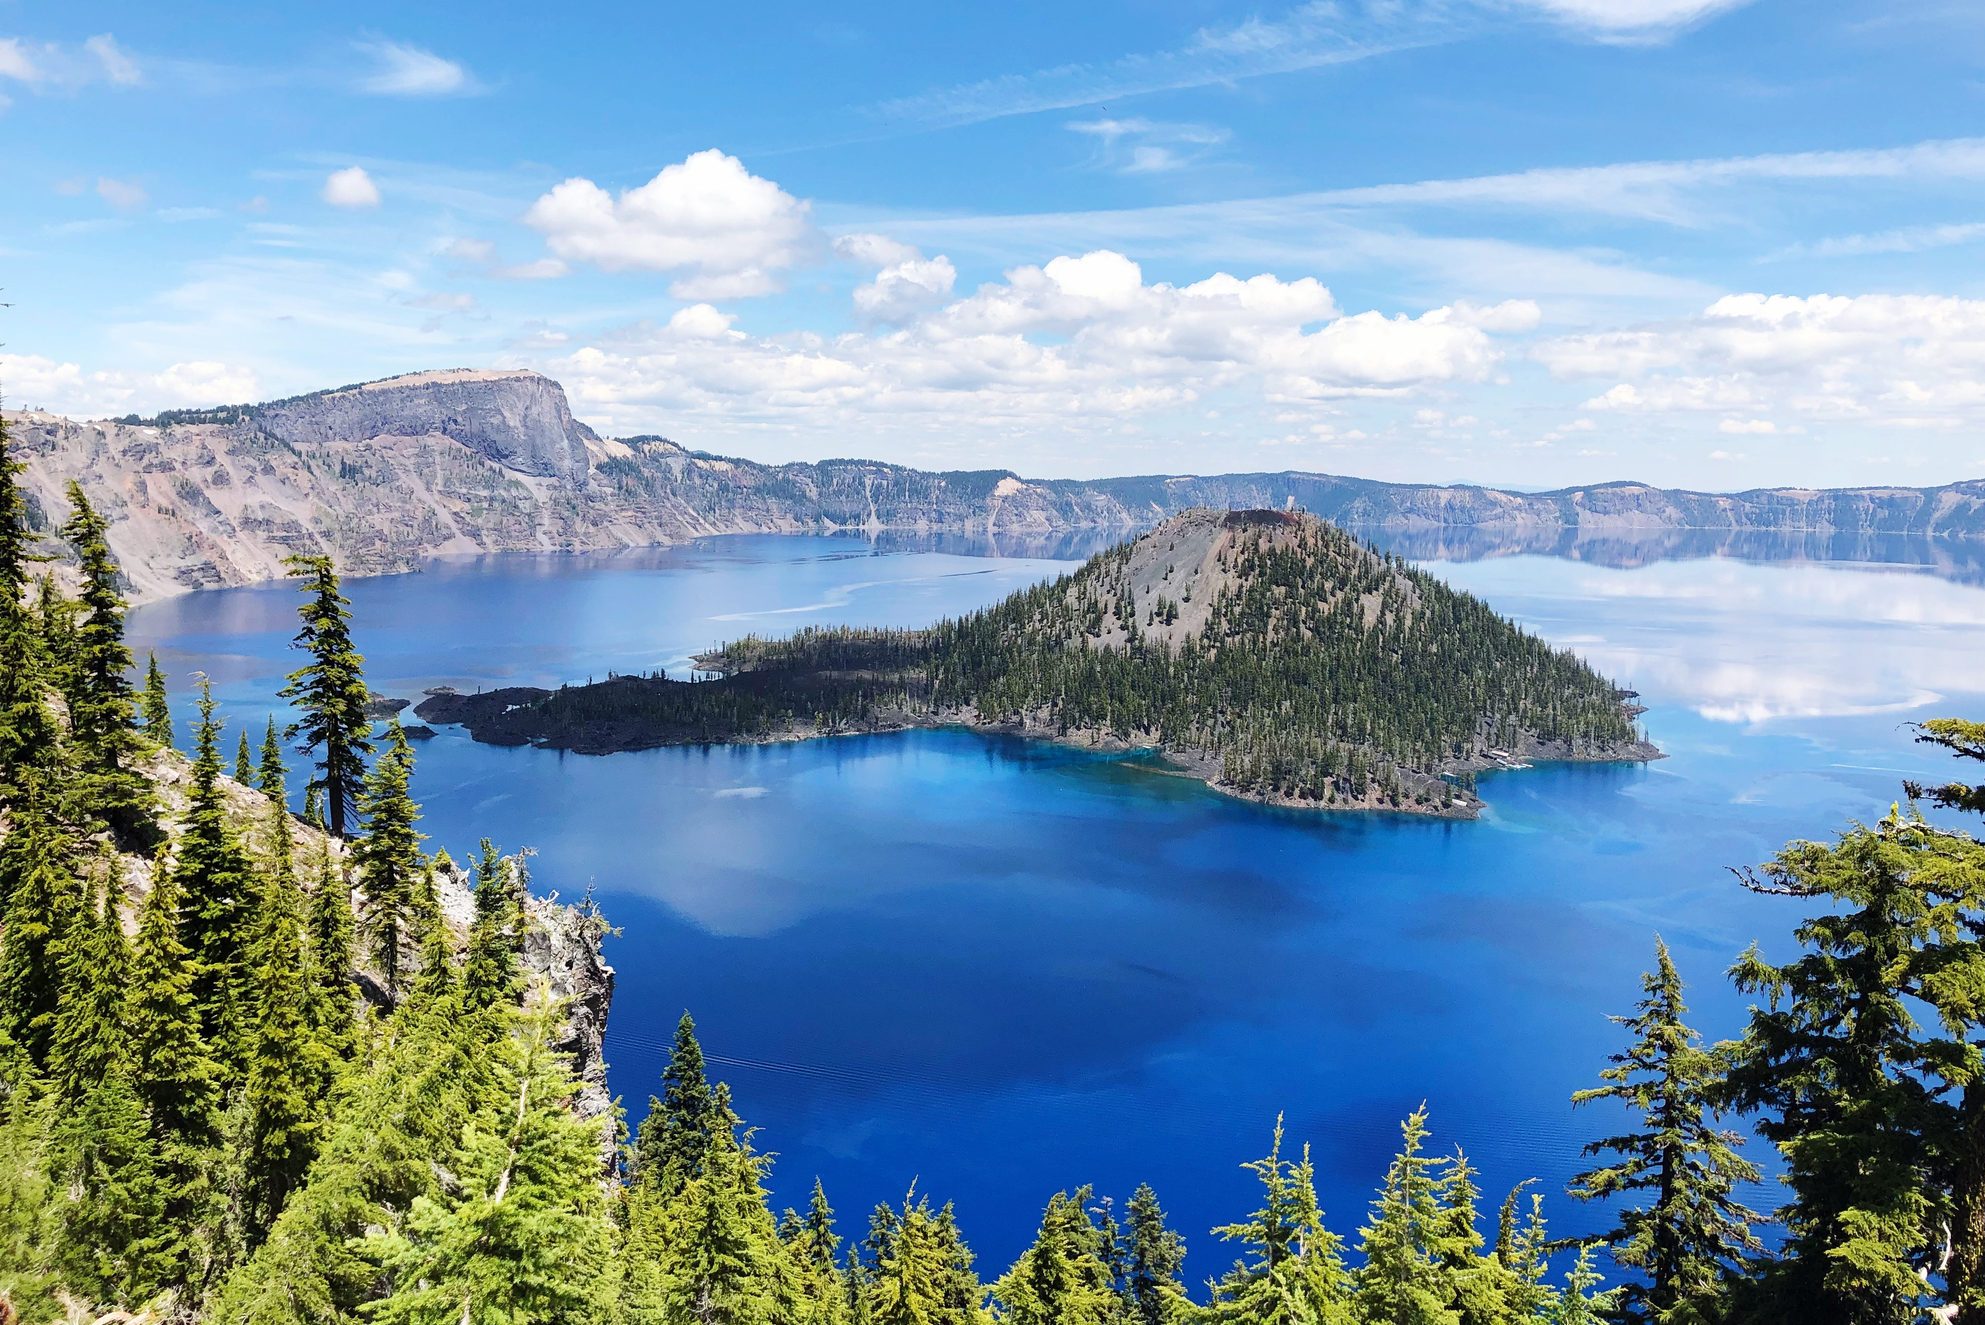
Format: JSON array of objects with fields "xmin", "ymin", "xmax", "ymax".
[
  {"xmin": 46, "ymin": 855, "xmax": 129, "ymax": 1105},
  {"xmin": 1570, "ymin": 938, "xmax": 1762, "ymax": 1323},
  {"xmin": 127, "ymin": 846, "xmax": 221, "ymax": 1292},
  {"xmin": 1721, "ymin": 812, "xmax": 1957, "ymax": 1323},
  {"xmin": 278, "ymin": 555, "xmax": 373, "ymax": 839},
  {"xmin": 631, "ymin": 1011, "xmax": 721, "ymax": 1197},
  {"xmin": 304, "ymin": 843, "xmax": 357, "ymax": 1055},
  {"xmin": 238, "ymin": 753, "xmax": 322, "ymax": 1245},
  {"xmin": 784, "ymin": 1179, "xmax": 852, "ymax": 1325},
  {"xmin": 59, "ymin": 482, "xmax": 153, "ymax": 840},
  {"xmin": 1123, "ymin": 1183, "xmax": 1185, "ymax": 1325},
  {"xmin": 859, "ymin": 1189, "xmax": 986, "ymax": 1325},
  {"xmin": 1355, "ymin": 1106, "xmax": 1458, "ymax": 1325},
  {"xmin": 351, "ymin": 722, "xmax": 424, "ymax": 996},
  {"xmin": 236, "ymin": 729, "xmax": 257, "ymax": 786},
  {"xmin": 52, "ymin": 1068, "xmax": 175, "ymax": 1310},
  {"xmin": 368, "ymin": 998, "xmax": 614, "ymax": 1325},
  {"xmin": 0, "ymin": 788, "xmax": 82, "ymax": 1069},
  {"xmin": 463, "ymin": 840, "xmax": 524, "ymax": 1011},
  {"xmin": 1209, "ymin": 1117, "xmax": 1353, "ymax": 1325},
  {"xmin": 991, "ymin": 1187, "xmax": 1121, "ymax": 1325},
  {"xmin": 141, "ymin": 651, "xmax": 172, "ymax": 744},
  {"xmin": 257, "ymin": 717, "xmax": 285, "ymax": 802},
  {"xmin": 0, "ymin": 1081, "xmax": 61, "ymax": 1321},
  {"xmin": 175, "ymin": 677, "xmax": 261, "ymax": 1068},
  {"xmin": 0, "ymin": 415, "xmax": 63, "ymax": 812}
]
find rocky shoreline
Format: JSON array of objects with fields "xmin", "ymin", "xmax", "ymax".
[{"xmin": 413, "ymin": 680, "xmax": 1659, "ymax": 820}]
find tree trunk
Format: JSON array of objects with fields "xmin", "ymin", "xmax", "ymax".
[{"xmin": 1950, "ymin": 1082, "xmax": 1985, "ymax": 1321}]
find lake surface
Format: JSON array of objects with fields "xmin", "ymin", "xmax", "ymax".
[{"xmin": 126, "ymin": 531, "xmax": 1983, "ymax": 1274}]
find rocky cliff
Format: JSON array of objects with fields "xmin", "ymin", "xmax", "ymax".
[{"xmin": 11, "ymin": 367, "xmax": 1985, "ymax": 603}]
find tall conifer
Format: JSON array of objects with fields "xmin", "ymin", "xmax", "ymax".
[
  {"xmin": 278, "ymin": 555, "xmax": 372, "ymax": 838},
  {"xmin": 141, "ymin": 651, "xmax": 172, "ymax": 744},
  {"xmin": 59, "ymin": 482, "xmax": 152, "ymax": 838},
  {"xmin": 175, "ymin": 678, "xmax": 260, "ymax": 1069},
  {"xmin": 351, "ymin": 722, "xmax": 424, "ymax": 995},
  {"xmin": 1571, "ymin": 939, "xmax": 1762, "ymax": 1323}
]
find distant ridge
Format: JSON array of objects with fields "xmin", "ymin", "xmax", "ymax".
[{"xmin": 9, "ymin": 367, "xmax": 1985, "ymax": 603}]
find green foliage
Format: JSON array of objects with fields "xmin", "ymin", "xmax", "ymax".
[
  {"xmin": 1124, "ymin": 1182, "xmax": 1187, "ymax": 1325},
  {"xmin": 142, "ymin": 651, "xmax": 173, "ymax": 744},
  {"xmin": 1210, "ymin": 1118, "xmax": 1353, "ymax": 1324},
  {"xmin": 0, "ymin": 790, "xmax": 80, "ymax": 1070},
  {"xmin": 175, "ymin": 678, "xmax": 261, "ymax": 1070},
  {"xmin": 631, "ymin": 1010, "xmax": 722, "ymax": 1198},
  {"xmin": 1570, "ymin": 939, "xmax": 1762, "ymax": 1323},
  {"xmin": 351, "ymin": 723, "xmax": 425, "ymax": 996},
  {"xmin": 991, "ymin": 1187, "xmax": 1123, "ymax": 1325},
  {"xmin": 279, "ymin": 555, "xmax": 373, "ymax": 838},
  {"xmin": 59, "ymin": 482, "xmax": 153, "ymax": 840}
]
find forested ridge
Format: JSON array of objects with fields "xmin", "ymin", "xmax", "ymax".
[
  {"xmin": 439, "ymin": 508, "xmax": 1652, "ymax": 816},
  {"xmin": 12, "ymin": 408, "xmax": 1985, "ymax": 1323}
]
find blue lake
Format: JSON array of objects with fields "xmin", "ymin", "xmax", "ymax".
[{"xmin": 124, "ymin": 532, "xmax": 1983, "ymax": 1274}]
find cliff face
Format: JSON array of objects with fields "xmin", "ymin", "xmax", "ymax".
[
  {"xmin": 251, "ymin": 369, "xmax": 599, "ymax": 482},
  {"xmin": 11, "ymin": 368, "xmax": 1985, "ymax": 604}
]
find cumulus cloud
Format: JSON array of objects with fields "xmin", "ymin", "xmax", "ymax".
[
  {"xmin": 354, "ymin": 40, "xmax": 478, "ymax": 96},
  {"xmin": 1, "ymin": 353, "xmax": 260, "ymax": 417},
  {"xmin": 1544, "ymin": 292, "xmax": 1985, "ymax": 431},
  {"xmin": 837, "ymin": 234, "xmax": 957, "ymax": 323},
  {"xmin": 322, "ymin": 166, "xmax": 381, "ymax": 209},
  {"xmin": 542, "ymin": 248, "xmax": 1536, "ymax": 437},
  {"xmin": 523, "ymin": 150, "xmax": 815, "ymax": 298}
]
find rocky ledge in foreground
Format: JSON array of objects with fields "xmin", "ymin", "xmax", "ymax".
[{"xmin": 416, "ymin": 509, "xmax": 1659, "ymax": 819}]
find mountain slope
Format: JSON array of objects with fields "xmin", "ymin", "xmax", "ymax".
[
  {"xmin": 9, "ymin": 369, "xmax": 1985, "ymax": 603},
  {"xmin": 418, "ymin": 509, "xmax": 1656, "ymax": 817}
]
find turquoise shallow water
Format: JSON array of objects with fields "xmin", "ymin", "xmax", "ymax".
[{"xmin": 125, "ymin": 533, "xmax": 1984, "ymax": 1273}]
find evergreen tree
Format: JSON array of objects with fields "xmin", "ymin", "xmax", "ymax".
[
  {"xmin": 175, "ymin": 678, "xmax": 261, "ymax": 1068},
  {"xmin": 304, "ymin": 843, "xmax": 357, "ymax": 1055},
  {"xmin": 59, "ymin": 481, "xmax": 152, "ymax": 839},
  {"xmin": 46, "ymin": 855, "xmax": 128, "ymax": 1105},
  {"xmin": 1209, "ymin": 1117, "xmax": 1353, "ymax": 1325},
  {"xmin": 1570, "ymin": 938, "xmax": 1762, "ymax": 1323},
  {"xmin": 368, "ymin": 998, "xmax": 614, "ymax": 1325},
  {"xmin": 0, "ymin": 1081, "xmax": 61, "ymax": 1322},
  {"xmin": 1355, "ymin": 1107, "xmax": 1458, "ymax": 1325},
  {"xmin": 236, "ymin": 729, "xmax": 256, "ymax": 786},
  {"xmin": 141, "ymin": 650, "xmax": 172, "ymax": 744},
  {"xmin": 52, "ymin": 1070, "xmax": 175, "ymax": 1311},
  {"xmin": 1123, "ymin": 1183, "xmax": 1186, "ymax": 1325},
  {"xmin": 127, "ymin": 845, "xmax": 222, "ymax": 1293},
  {"xmin": 351, "ymin": 722, "xmax": 424, "ymax": 996},
  {"xmin": 860, "ymin": 1189, "xmax": 987, "ymax": 1325},
  {"xmin": 257, "ymin": 717, "xmax": 285, "ymax": 802},
  {"xmin": 463, "ymin": 839, "xmax": 524, "ymax": 1011},
  {"xmin": 992, "ymin": 1187, "xmax": 1121, "ymax": 1325},
  {"xmin": 784, "ymin": 1178, "xmax": 852, "ymax": 1325},
  {"xmin": 0, "ymin": 789, "xmax": 81, "ymax": 1069},
  {"xmin": 0, "ymin": 416, "xmax": 63, "ymax": 811},
  {"xmin": 631, "ymin": 1011, "xmax": 721, "ymax": 1196},
  {"xmin": 1721, "ymin": 814, "xmax": 1959, "ymax": 1323},
  {"xmin": 278, "ymin": 555, "xmax": 373, "ymax": 839},
  {"xmin": 238, "ymin": 753, "xmax": 322, "ymax": 1245}
]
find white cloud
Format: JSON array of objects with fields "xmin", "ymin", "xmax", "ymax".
[
  {"xmin": 1067, "ymin": 116, "xmax": 1230, "ymax": 174},
  {"xmin": 1550, "ymin": 292, "xmax": 1985, "ymax": 432},
  {"xmin": 838, "ymin": 235, "xmax": 958, "ymax": 324},
  {"xmin": 542, "ymin": 249, "xmax": 1533, "ymax": 439},
  {"xmin": 322, "ymin": 166, "xmax": 381, "ymax": 209},
  {"xmin": 0, "ymin": 33, "xmax": 141, "ymax": 91},
  {"xmin": 441, "ymin": 236, "xmax": 496, "ymax": 265},
  {"xmin": 495, "ymin": 258, "xmax": 569, "ymax": 280},
  {"xmin": 1718, "ymin": 417, "xmax": 1780, "ymax": 436},
  {"xmin": 95, "ymin": 176, "xmax": 148, "ymax": 211},
  {"xmin": 1780, "ymin": 220, "xmax": 1985, "ymax": 260},
  {"xmin": 524, "ymin": 150, "xmax": 815, "ymax": 298},
  {"xmin": 354, "ymin": 40, "xmax": 477, "ymax": 97},
  {"xmin": 1514, "ymin": 0, "xmax": 1753, "ymax": 41},
  {"xmin": 83, "ymin": 34, "xmax": 140, "ymax": 85},
  {"xmin": 0, "ymin": 353, "xmax": 259, "ymax": 416}
]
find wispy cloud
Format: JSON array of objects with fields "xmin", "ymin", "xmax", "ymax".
[
  {"xmin": 1066, "ymin": 116, "xmax": 1231, "ymax": 174},
  {"xmin": 1772, "ymin": 219, "xmax": 1985, "ymax": 260},
  {"xmin": 353, "ymin": 39, "xmax": 481, "ymax": 97},
  {"xmin": 0, "ymin": 32, "xmax": 142, "ymax": 93},
  {"xmin": 869, "ymin": 2, "xmax": 1465, "ymax": 130}
]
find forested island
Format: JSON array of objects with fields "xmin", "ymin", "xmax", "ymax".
[{"xmin": 417, "ymin": 508, "xmax": 1656, "ymax": 817}]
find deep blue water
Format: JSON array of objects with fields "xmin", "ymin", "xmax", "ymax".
[{"xmin": 125, "ymin": 534, "xmax": 1983, "ymax": 1276}]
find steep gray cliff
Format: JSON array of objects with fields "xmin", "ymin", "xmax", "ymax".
[
  {"xmin": 250, "ymin": 369, "xmax": 598, "ymax": 481},
  {"xmin": 12, "ymin": 367, "xmax": 1985, "ymax": 604}
]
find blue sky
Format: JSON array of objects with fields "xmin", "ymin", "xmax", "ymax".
[{"xmin": 5, "ymin": 0, "xmax": 1984, "ymax": 487}]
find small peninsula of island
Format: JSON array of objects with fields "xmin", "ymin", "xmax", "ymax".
[{"xmin": 415, "ymin": 508, "xmax": 1658, "ymax": 817}]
